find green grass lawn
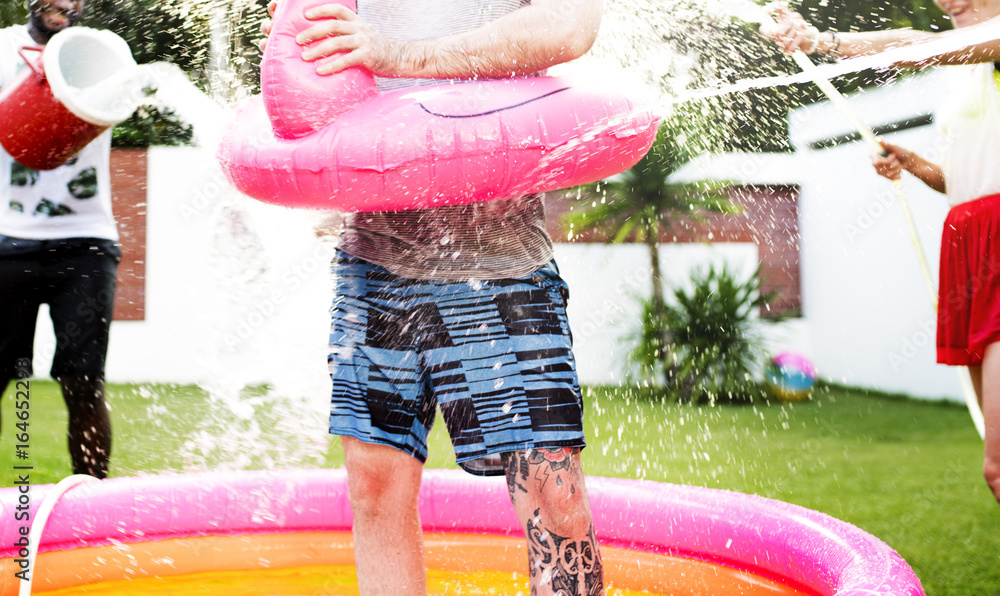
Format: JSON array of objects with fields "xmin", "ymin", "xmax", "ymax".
[{"xmin": 1, "ymin": 380, "xmax": 996, "ymax": 595}]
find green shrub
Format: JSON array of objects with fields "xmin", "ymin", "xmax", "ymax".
[{"xmin": 631, "ymin": 265, "xmax": 773, "ymax": 404}]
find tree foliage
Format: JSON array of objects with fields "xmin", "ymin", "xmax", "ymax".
[
  {"xmin": 723, "ymin": 0, "xmax": 949, "ymax": 151},
  {"xmin": 112, "ymin": 106, "xmax": 193, "ymax": 147},
  {"xmin": 0, "ymin": 1, "xmax": 269, "ymax": 146},
  {"xmin": 0, "ymin": 0, "xmax": 951, "ymax": 151},
  {"xmin": 632, "ymin": 265, "xmax": 773, "ymax": 404},
  {"xmin": 81, "ymin": 0, "xmax": 267, "ymax": 94},
  {"xmin": 1, "ymin": 0, "xmax": 268, "ymax": 93},
  {"xmin": 0, "ymin": 2, "xmax": 26, "ymax": 27}
]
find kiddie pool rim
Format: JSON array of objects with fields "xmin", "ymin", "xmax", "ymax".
[{"xmin": 0, "ymin": 468, "xmax": 923, "ymax": 596}]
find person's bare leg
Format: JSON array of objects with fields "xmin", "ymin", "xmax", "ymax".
[
  {"xmin": 504, "ymin": 448, "xmax": 604, "ymax": 596},
  {"xmin": 979, "ymin": 343, "xmax": 1000, "ymax": 505},
  {"xmin": 342, "ymin": 437, "xmax": 426, "ymax": 595}
]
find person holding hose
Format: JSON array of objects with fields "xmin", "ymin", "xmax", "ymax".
[{"xmin": 764, "ymin": 0, "xmax": 1000, "ymax": 506}]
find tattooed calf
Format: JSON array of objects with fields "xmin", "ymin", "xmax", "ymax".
[{"xmin": 526, "ymin": 510, "xmax": 603, "ymax": 596}]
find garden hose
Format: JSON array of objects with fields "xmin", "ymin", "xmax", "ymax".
[{"xmin": 19, "ymin": 474, "xmax": 99, "ymax": 596}]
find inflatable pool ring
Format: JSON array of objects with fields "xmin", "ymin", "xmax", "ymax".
[
  {"xmin": 765, "ymin": 351, "xmax": 818, "ymax": 402},
  {"xmin": 217, "ymin": 0, "xmax": 660, "ymax": 212},
  {"xmin": 0, "ymin": 469, "xmax": 924, "ymax": 595}
]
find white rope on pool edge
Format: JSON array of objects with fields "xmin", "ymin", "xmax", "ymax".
[{"xmin": 19, "ymin": 474, "xmax": 99, "ymax": 596}]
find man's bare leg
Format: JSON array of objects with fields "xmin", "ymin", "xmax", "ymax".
[
  {"xmin": 504, "ymin": 448, "xmax": 604, "ymax": 596},
  {"xmin": 342, "ymin": 437, "xmax": 427, "ymax": 595}
]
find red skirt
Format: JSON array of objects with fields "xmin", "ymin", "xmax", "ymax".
[{"xmin": 937, "ymin": 193, "xmax": 1000, "ymax": 366}]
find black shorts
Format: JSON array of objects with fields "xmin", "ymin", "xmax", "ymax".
[{"xmin": 0, "ymin": 236, "xmax": 120, "ymax": 381}]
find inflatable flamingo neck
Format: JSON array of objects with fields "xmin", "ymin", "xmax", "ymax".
[{"xmin": 261, "ymin": 0, "xmax": 378, "ymax": 139}]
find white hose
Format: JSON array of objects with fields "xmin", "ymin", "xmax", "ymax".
[{"xmin": 19, "ymin": 474, "xmax": 100, "ymax": 596}]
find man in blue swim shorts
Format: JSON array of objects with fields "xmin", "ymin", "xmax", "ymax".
[{"xmin": 263, "ymin": 1, "xmax": 605, "ymax": 594}]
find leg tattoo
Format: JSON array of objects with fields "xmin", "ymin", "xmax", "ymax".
[
  {"xmin": 505, "ymin": 447, "xmax": 577, "ymax": 498},
  {"xmin": 504, "ymin": 449, "xmax": 604, "ymax": 596},
  {"xmin": 526, "ymin": 511, "xmax": 603, "ymax": 596}
]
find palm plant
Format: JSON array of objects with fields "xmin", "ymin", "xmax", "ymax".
[
  {"xmin": 651, "ymin": 265, "xmax": 773, "ymax": 404},
  {"xmin": 562, "ymin": 120, "xmax": 778, "ymax": 401},
  {"xmin": 562, "ymin": 119, "xmax": 737, "ymax": 306}
]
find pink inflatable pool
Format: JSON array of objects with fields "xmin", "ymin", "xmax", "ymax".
[
  {"xmin": 217, "ymin": 0, "xmax": 660, "ymax": 212},
  {"xmin": 0, "ymin": 469, "xmax": 923, "ymax": 595}
]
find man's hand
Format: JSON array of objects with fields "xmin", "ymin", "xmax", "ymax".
[
  {"xmin": 259, "ymin": 0, "xmax": 601, "ymax": 80},
  {"xmin": 296, "ymin": 4, "xmax": 400, "ymax": 76}
]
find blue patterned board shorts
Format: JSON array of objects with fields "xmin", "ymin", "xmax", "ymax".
[{"xmin": 328, "ymin": 250, "xmax": 585, "ymax": 476}]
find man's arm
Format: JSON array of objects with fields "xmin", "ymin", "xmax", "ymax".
[{"xmin": 295, "ymin": 0, "xmax": 603, "ymax": 78}]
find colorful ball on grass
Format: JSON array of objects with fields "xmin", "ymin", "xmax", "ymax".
[{"xmin": 765, "ymin": 352, "xmax": 817, "ymax": 402}]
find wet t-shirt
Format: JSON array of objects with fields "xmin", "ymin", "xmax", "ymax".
[{"xmin": 341, "ymin": 0, "xmax": 552, "ymax": 281}]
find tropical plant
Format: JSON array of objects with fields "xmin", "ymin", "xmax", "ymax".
[
  {"xmin": 562, "ymin": 118, "xmax": 737, "ymax": 307},
  {"xmin": 563, "ymin": 118, "xmax": 748, "ymax": 398},
  {"xmin": 640, "ymin": 265, "xmax": 773, "ymax": 405}
]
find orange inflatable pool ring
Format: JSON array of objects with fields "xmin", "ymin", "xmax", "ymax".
[{"xmin": 0, "ymin": 469, "xmax": 924, "ymax": 595}]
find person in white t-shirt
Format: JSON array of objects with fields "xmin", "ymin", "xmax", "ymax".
[
  {"xmin": 0, "ymin": 0, "xmax": 118, "ymax": 480},
  {"xmin": 764, "ymin": 0, "xmax": 1000, "ymax": 508},
  {"xmin": 261, "ymin": 1, "xmax": 606, "ymax": 594}
]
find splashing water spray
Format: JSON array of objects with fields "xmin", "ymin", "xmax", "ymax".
[{"xmin": 716, "ymin": 0, "xmax": 986, "ymax": 439}]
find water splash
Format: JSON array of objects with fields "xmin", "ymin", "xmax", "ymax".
[{"xmin": 93, "ymin": 4, "xmax": 338, "ymax": 473}]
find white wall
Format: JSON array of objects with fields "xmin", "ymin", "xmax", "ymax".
[
  {"xmin": 32, "ymin": 77, "xmax": 955, "ymax": 400},
  {"xmin": 554, "ymin": 242, "xmax": 806, "ymax": 386},
  {"xmin": 32, "ymin": 147, "xmax": 334, "ymax": 400}
]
